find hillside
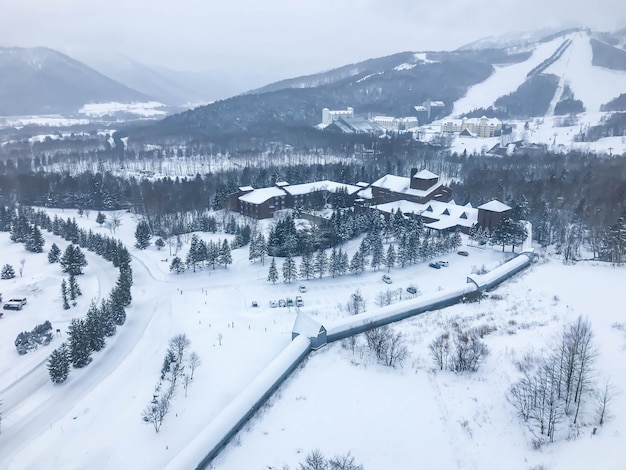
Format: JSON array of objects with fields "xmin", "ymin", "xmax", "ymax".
[
  {"xmin": 0, "ymin": 47, "xmax": 153, "ymax": 116},
  {"xmin": 124, "ymin": 28, "xmax": 626, "ymax": 152},
  {"xmin": 0, "ymin": 210, "xmax": 624, "ymax": 469}
]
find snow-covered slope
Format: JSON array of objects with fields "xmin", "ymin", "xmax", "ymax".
[
  {"xmin": 452, "ymin": 31, "xmax": 626, "ymax": 116},
  {"xmin": 0, "ymin": 210, "xmax": 624, "ymax": 470}
]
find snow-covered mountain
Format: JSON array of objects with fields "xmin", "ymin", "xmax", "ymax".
[
  {"xmin": 0, "ymin": 47, "xmax": 154, "ymax": 116},
  {"xmin": 140, "ymin": 27, "xmax": 626, "ymax": 153}
]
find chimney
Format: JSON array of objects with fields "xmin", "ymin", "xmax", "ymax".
[{"xmin": 410, "ymin": 168, "xmax": 418, "ymax": 178}]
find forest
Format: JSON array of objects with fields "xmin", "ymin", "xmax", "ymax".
[{"xmin": 0, "ymin": 142, "xmax": 624, "ymax": 263}]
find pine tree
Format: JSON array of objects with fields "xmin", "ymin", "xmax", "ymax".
[
  {"xmin": 67, "ymin": 318, "xmax": 92, "ymax": 368},
  {"xmin": 314, "ymin": 249, "xmax": 328, "ymax": 279},
  {"xmin": 48, "ymin": 343, "xmax": 70, "ymax": 384},
  {"xmin": 26, "ymin": 225, "xmax": 45, "ymax": 253},
  {"xmin": 267, "ymin": 257, "xmax": 279, "ymax": 284},
  {"xmin": 299, "ymin": 251, "xmax": 314, "ymax": 280},
  {"xmin": 329, "ymin": 247, "xmax": 339, "ymax": 278},
  {"xmin": 350, "ymin": 249, "xmax": 365, "ymax": 275},
  {"xmin": 219, "ymin": 239, "xmax": 232, "ymax": 268},
  {"xmin": 385, "ymin": 244, "xmax": 396, "ymax": 272},
  {"xmin": 282, "ymin": 255, "xmax": 297, "ymax": 283},
  {"xmin": 1, "ymin": 264, "xmax": 15, "ymax": 280},
  {"xmin": 370, "ymin": 232, "xmax": 384, "ymax": 270},
  {"xmin": 186, "ymin": 234, "xmax": 202, "ymax": 272},
  {"xmin": 60, "ymin": 244, "xmax": 88, "ymax": 276},
  {"xmin": 68, "ymin": 273, "xmax": 82, "ymax": 301},
  {"xmin": 134, "ymin": 220, "xmax": 152, "ymax": 249},
  {"xmin": 85, "ymin": 301, "xmax": 106, "ymax": 352},
  {"xmin": 96, "ymin": 211, "xmax": 106, "ymax": 226},
  {"xmin": 155, "ymin": 238, "xmax": 165, "ymax": 250},
  {"xmin": 339, "ymin": 248, "xmax": 349, "ymax": 276},
  {"xmin": 48, "ymin": 243, "xmax": 61, "ymax": 263},
  {"xmin": 61, "ymin": 279, "xmax": 70, "ymax": 309},
  {"xmin": 169, "ymin": 256, "xmax": 185, "ymax": 274},
  {"xmin": 100, "ymin": 299, "xmax": 116, "ymax": 337}
]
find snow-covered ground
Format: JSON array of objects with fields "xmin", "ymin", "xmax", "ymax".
[
  {"xmin": 443, "ymin": 30, "xmax": 626, "ymax": 156},
  {"xmin": 0, "ymin": 210, "xmax": 624, "ymax": 469},
  {"xmin": 78, "ymin": 101, "xmax": 167, "ymax": 118}
]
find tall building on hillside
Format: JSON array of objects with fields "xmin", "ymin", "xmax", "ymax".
[{"xmin": 322, "ymin": 107, "xmax": 354, "ymax": 125}]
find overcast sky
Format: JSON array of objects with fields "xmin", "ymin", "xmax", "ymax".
[{"xmin": 2, "ymin": 0, "xmax": 625, "ymax": 83}]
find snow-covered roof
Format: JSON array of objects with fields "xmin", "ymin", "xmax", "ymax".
[
  {"xmin": 373, "ymin": 199, "xmax": 478, "ymax": 230},
  {"xmin": 372, "ymin": 174, "xmax": 441, "ymax": 197},
  {"xmin": 414, "ymin": 105, "xmax": 428, "ymax": 112},
  {"xmin": 413, "ymin": 169, "xmax": 438, "ymax": 179},
  {"xmin": 283, "ymin": 180, "xmax": 360, "ymax": 196},
  {"xmin": 478, "ymin": 200, "xmax": 511, "ymax": 212},
  {"xmin": 292, "ymin": 313, "xmax": 325, "ymax": 338},
  {"xmin": 275, "ymin": 181, "xmax": 289, "ymax": 187},
  {"xmin": 239, "ymin": 186, "xmax": 254, "ymax": 192},
  {"xmin": 239, "ymin": 187, "xmax": 286, "ymax": 204},
  {"xmin": 357, "ymin": 187, "xmax": 373, "ymax": 199},
  {"xmin": 356, "ymin": 181, "xmax": 370, "ymax": 188}
]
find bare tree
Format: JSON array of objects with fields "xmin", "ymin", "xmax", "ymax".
[
  {"xmin": 347, "ymin": 289, "xmax": 366, "ymax": 315},
  {"xmin": 188, "ymin": 352, "xmax": 201, "ymax": 379},
  {"xmin": 429, "ymin": 333, "xmax": 450, "ymax": 371},
  {"xmin": 142, "ymin": 393, "xmax": 170, "ymax": 433},
  {"xmin": 106, "ymin": 212, "xmax": 122, "ymax": 234},
  {"xmin": 595, "ymin": 381, "xmax": 617, "ymax": 426}
]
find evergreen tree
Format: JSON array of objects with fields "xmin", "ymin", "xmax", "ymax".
[
  {"xmin": 85, "ymin": 301, "xmax": 106, "ymax": 352},
  {"xmin": 134, "ymin": 220, "xmax": 152, "ymax": 249},
  {"xmin": 338, "ymin": 248, "xmax": 349, "ymax": 276},
  {"xmin": 299, "ymin": 251, "xmax": 314, "ymax": 280},
  {"xmin": 68, "ymin": 274, "xmax": 82, "ymax": 301},
  {"xmin": 491, "ymin": 216, "xmax": 517, "ymax": 251},
  {"xmin": 314, "ymin": 249, "xmax": 328, "ymax": 279},
  {"xmin": 108, "ymin": 287, "xmax": 127, "ymax": 326},
  {"xmin": 100, "ymin": 299, "xmax": 117, "ymax": 337},
  {"xmin": 186, "ymin": 234, "xmax": 203, "ymax": 272},
  {"xmin": 282, "ymin": 255, "xmax": 297, "ymax": 283},
  {"xmin": 218, "ymin": 239, "xmax": 232, "ymax": 268},
  {"xmin": 60, "ymin": 244, "xmax": 88, "ymax": 275},
  {"xmin": 169, "ymin": 256, "xmax": 185, "ymax": 274},
  {"xmin": 155, "ymin": 237, "xmax": 165, "ymax": 250},
  {"xmin": 48, "ymin": 243, "xmax": 61, "ymax": 263},
  {"xmin": 329, "ymin": 247, "xmax": 339, "ymax": 278},
  {"xmin": 26, "ymin": 225, "xmax": 45, "ymax": 253},
  {"xmin": 96, "ymin": 211, "xmax": 106, "ymax": 226},
  {"xmin": 350, "ymin": 249, "xmax": 366, "ymax": 275},
  {"xmin": 1, "ymin": 264, "xmax": 15, "ymax": 280},
  {"xmin": 256, "ymin": 233, "xmax": 267, "ymax": 265},
  {"xmin": 61, "ymin": 279, "xmax": 70, "ymax": 309},
  {"xmin": 48, "ymin": 343, "xmax": 70, "ymax": 384},
  {"xmin": 385, "ymin": 244, "xmax": 396, "ymax": 272},
  {"xmin": 608, "ymin": 210, "xmax": 626, "ymax": 264},
  {"xmin": 370, "ymin": 232, "xmax": 384, "ymax": 270},
  {"xmin": 67, "ymin": 318, "xmax": 92, "ymax": 368},
  {"xmin": 267, "ymin": 257, "xmax": 279, "ymax": 284}
]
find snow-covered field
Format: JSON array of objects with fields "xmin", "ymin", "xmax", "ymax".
[
  {"xmin": 443, "ymin": 30, "xmax": 626, "ymax": 156},
  {"xmin": 0, "ymin": 210, "xmax": 624, "ymax": 469}
]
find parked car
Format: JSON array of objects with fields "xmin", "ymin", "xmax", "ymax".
[
  {"xmin": 457, "ymin": 251, "xmax": 469, "ymax": 256},
  {"xmin": 437, "ymin": 261, "xmax": 449, "ymax": 267},
  {"xmin": 298, "ymin": 285, "xmax": 307, "ymax": 293},
  {"xmin": 251, "ymin": 301, "xmax": 258, "ymax": 308},
  {"xmin": 3, "ymin": 299, "xmax": 26, "ymax": 310},
  {"xmin": 406, "ymin": 286, "xmax": 417, "ymax": 295},
  {"xmin": 270, "ymin": 300, "xmax": 278, "ymax": 308},
  {"xmin": 382, "ymin": 274, "xmax": 392, "ymax": 284},
  {"xmin": 286, "ymin": 297, "xmax": 294, "ymax": 307},
  {"xmin": 278, "ymin": 299, "xmax": 286, "ymax": 308},
  {"xmin": 295, "ymin": 296, "xmax": 304, "ymax": 307},
  {"xmin": 429, "ymin": 262, "xmax": 441, "ymax": 269}
]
